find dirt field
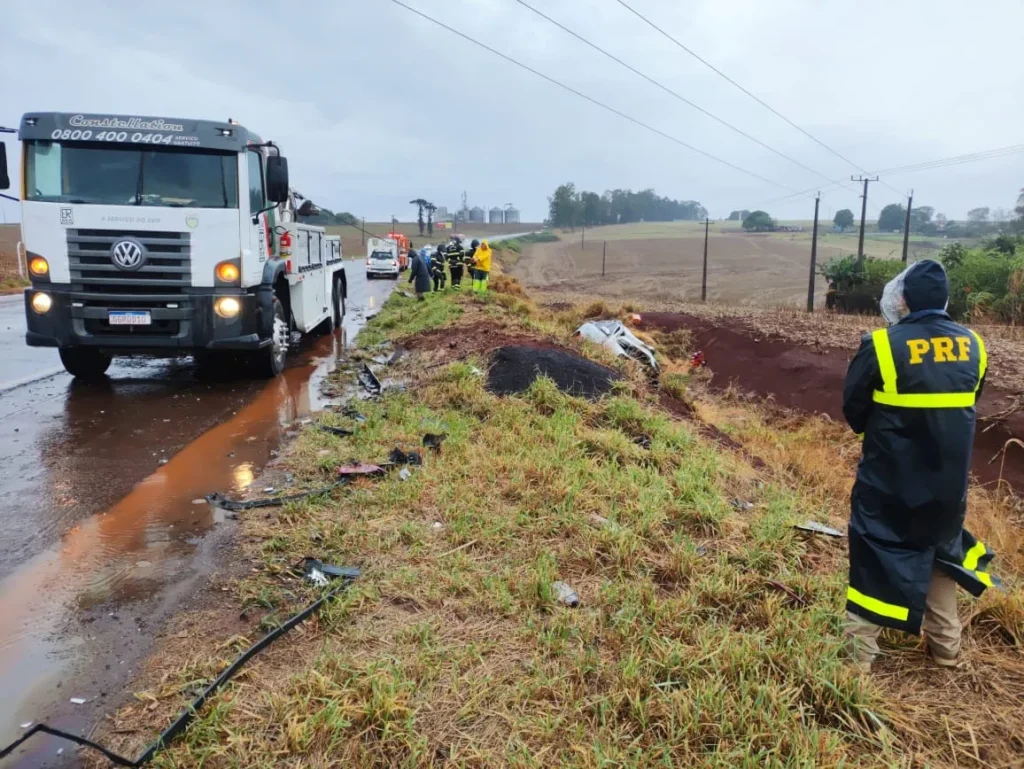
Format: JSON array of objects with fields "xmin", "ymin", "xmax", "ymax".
[
  {"xmin": 329, "ymin": 221, "xmax": 540, "ymax": 261},
  {"xmin": 514, "ymin": 231, "xmax": 847, "ymax": 306}
]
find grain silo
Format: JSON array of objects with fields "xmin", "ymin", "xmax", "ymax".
[
  {"xmin": 489, "ymin": 206, "xmax": 503, "ymax": 224},
  {"xmin": 469, "ymin": 206, "xmax": 485, "ymax": 223},
  {"xmin": 504, "ymin": 205, "xmax": 520, "ymax": 224}
]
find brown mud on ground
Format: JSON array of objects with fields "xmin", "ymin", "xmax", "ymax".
[{"xmin": 639, "ymin": 311, "xmax": 1024, "ymax": 493}]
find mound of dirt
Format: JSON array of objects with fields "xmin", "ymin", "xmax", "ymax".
[{"xmin": 487, "ymin": 345, "xmax": 621, "ymax": 399}]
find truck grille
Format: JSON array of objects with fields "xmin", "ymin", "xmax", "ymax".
[{"xmin": 67, "ymin": 229, "xmax": 192, "ymax": 302}]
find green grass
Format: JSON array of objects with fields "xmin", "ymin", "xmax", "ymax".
[
  {"xmin": 0, "ymin": 275, "xmax": 27, "ymax": 294},
  {"xmin": 113, "ymin": 282, "xmax": 1023, "ymax": 768}
]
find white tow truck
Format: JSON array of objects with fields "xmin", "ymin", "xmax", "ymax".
[{"xmin": 0, "ymin": 112, "xmax": 347, "ymax": 379}]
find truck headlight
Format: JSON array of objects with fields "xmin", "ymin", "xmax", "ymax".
[
  {"xmin": 214, "ymin": 296, "xmax": 241, "ymax": 319},
  {"xmin": 216, "ymin": 261, "xmax": 240, "ymax": 282},
  {"xmin": 29, "ymin": 257, "xmax": 49, "ymax": 277},
  {"xmin": 31, "ymin": 292, "xmax": 52, "ymax": 314}
]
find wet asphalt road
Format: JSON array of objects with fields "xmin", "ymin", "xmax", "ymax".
[{"xmin": 0, "ymin": 270, "xmax": 397, "ymax": 767}]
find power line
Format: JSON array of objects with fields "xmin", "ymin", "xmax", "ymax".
[
  {"xmin": 613, "ymin": 0, "xmax": 905, "ymax": 197},
  {"xmin": 757, "ymin": 142, "xmax": 1024, "ymax": 209},
  {"xmin": 388, "ymin": 0, "xmax": 794, "ymax": 191},
  {"xmin": 513, "ymin": 0, "xmax": 835, "ymax": 184}
]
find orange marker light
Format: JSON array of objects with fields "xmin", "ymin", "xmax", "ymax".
[
  {"xmin": 216, "ymin": 261, "xmax": 240, "ymax": 282},
  {"xmin": 29, "ymin": 256, "xmax": 49, "ymax": 276}
]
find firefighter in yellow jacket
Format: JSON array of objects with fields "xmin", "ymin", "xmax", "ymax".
[
  {"xmin": 842, "ymin": 259, "xmax": 1000, "ymax": 672},
  {"xmin": 471, "ymin": 239, "xmax": 492, "ymax": 294}
]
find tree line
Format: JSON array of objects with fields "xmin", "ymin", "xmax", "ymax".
[
  {"xmin": 548, "ymin": 183, "xmax": 707, "ymax": 228},
  {"xmin": 297, "ymin": 207, "xmax": 358, "ymax": 227}
]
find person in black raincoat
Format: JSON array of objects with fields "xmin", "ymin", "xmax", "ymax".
[
  {"xmin": 447, "ymin": 237, "xmax": 466, "ymax": 289},
  {"xmin": 407, "ymin": 248, "xmax": 431, "ymax": 301},
  {"xmin": 842, "ymin": 259, "xmax": 1000, "ymax": 671},
  {"xmin": 430, "ymin": 244, "xmax": 447, "ymax": 291}
]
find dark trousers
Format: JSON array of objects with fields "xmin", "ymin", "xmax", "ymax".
[
  {"xmin": 449, "ymin": 265, "xmax": 463, "ymax": 286},
  {"xmin": 433, "ymin": 274, "xmax": 446, "ymax": 291}
]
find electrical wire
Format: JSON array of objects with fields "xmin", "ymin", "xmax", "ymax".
[
  {"xmin": 388, "ymin": 0, "xmax": 794, "ymax": 191},
  {"xmin": 513, "ymin": 0, "xmax": 835, "ymax": 185},
  {"xmin": 612, "ymin": 0, "xmax": 906, "ymax": 197}
]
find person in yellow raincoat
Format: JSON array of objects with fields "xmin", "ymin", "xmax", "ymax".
[{"xmin": 471, "ymin": 240, "xmax": 492, "ymax": 294}]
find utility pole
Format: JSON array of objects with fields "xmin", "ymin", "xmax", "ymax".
[
  {"xmin": 701, "ymin": 217, "xmax": 710, "ymax": 301},
  {"xmin": 602, "ymin": 241, "xmax": 606, "ymax": 277},
  {"xmin": 901, "ymin": 189, "xmax": 914, "ymax": 263},
  {"xmin": 581, "ymin": 220, "xmax": 585, "ymax": 250},
  {"xmin": 852, "ymin": 176, "xmax": 878, "ymax": 267},
  {"xmin": 807, "ymin": 193, "xmax": 820, "ymax": 313},
  {"xmin": 361, "ymin": 217, "xmax": 365, "ymax": 246}
]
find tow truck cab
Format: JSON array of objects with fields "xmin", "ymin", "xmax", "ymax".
[{"xmin": 0, "ymin": 112, "xmax": 346, "ymax": 379}]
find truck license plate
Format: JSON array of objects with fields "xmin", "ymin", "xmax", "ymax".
[{"xmin": 108, "ymin": 310, "xmax": 151, "ymax": 326}]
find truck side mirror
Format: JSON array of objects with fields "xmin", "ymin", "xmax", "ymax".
[
  {"xmin": 265, "ymin": 156, "xmax": 289, "ymax": 203},
  {"xmin": 0, "ymin": 142, "xmax": 9, "ymax": 190}
]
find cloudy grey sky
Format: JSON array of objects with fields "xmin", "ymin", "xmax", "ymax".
[{"xmin": 3, "ymin": 0, "xmax": 1023, "ymax": 224}]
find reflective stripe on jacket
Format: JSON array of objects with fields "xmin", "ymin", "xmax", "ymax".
[{"xmin": 842, "ymin": 310, "xmax": 998, "ymax": 633}]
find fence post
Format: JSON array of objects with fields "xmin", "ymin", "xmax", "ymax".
[
  {"xmin": 807, "ymin": 194, "xmax": 820, "ymax": 312},
  {"xmin": 602, "ymin": 241, "xmax": 606, "ymax": 277}
]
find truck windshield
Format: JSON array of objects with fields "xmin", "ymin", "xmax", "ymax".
[
  {"xmin": 371, "ymin": 251, "xmax": 395, "ymax": 260},
  {"xmin": 25, "ymin": 141, "xmax": 239, "ymax": 208}
]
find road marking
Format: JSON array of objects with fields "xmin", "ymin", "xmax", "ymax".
[{"xmin": 0, "ymin": 366, "xmax": 66, "ymax": 395}]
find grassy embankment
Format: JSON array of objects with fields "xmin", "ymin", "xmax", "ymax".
[{"xmin": 99, "ymin": 261, "xmax": 1023, "ymax": 767}]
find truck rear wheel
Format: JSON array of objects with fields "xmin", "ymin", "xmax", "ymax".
[
  {"xmin": 253, "ymin": 296, "xmax": 288, "ymax": 378},
  {"xmin": 59, "ymin": 348, "xmax": 112, "ymax": 380},
  {"xmin": 332, "ymin": 277, "xmax": 344, "ymax": 326}
]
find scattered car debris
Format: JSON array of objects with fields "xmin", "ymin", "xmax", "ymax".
[
  {"xmin": 206, "ymin": 483, "xmax": 343, "ymax": 512},
  {"xmin": 358, "ymin": 364, "xmax": 382, "ymax": 394},
  {"xmin": 337, "ymin": 462, "xmax": 385, "ymax": 478},
  {"xmin": 794, "ymin": 521, "xmax": 845, "ymax": 537},
  {"xmin": 575, "ymin": 320, "xmax": 659, "ymax": 372},
  {"xmin": 318, "ymin": 425, "xmax": 354, "ymax": 437},
  {"xmin": 342, "ymin": 406, "xmax": 367, "ymax": 423},
  {"xmin": 695, "ymin": 545, "xmax": 708, "ymax": 557},
  {"xmin": 730, "ymin": 498, "xmax": 754, "ymax": 512},
  {"xmin": 691, "ymin": 351, "xmax": 707, "ymax": 369},
  {"xmin": 301, "ymin": 558, "xmax": 361, "ymax": 586},
  {"xmin": 69, "ymin": 697, "xmax": 86, "ymax": 705},
  {"xmin": 388, "ymin": 447, "xmax": 423, "ymax": 466},
  {"xmin": 552, "ymin": 581, "xmax": 580, "ymax": 607},
  {"xmin": 191, "ymin": 498, "xmax": 206, "ymax": 505},
  {"xmin": 398, "ymin": 468, "xmax": 412, "ymax": 481},
  {"xmin": 422, "ymin": 433, "xmax": 447, "ymax": 451},
  {"xmin": 432, "ymin": 521, "xmax": 444, "ymax": 530},
  {"xmin": 20, "ymin": 723, "xmax": 32, "ymax": 730},
  {"xmin": 589, "ymin": 513, "xmax": 621, "ymax": 532},
  {"xmin": 388, "ymin": 348, "xmax": 406, "ymax": 365},
  {"xmin": 263, "ymin": 487, "xmax": 275, "ymax": 494},
  {"xmin": 633, "ymin": 434, "xmax": 652, "ymax": 450},
  {"xmin": 765, "ymin": 580, "xmax": 808, "ymax": 607}
]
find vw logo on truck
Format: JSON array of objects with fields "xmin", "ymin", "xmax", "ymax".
[{"xmin": 110, "ymin": 239, "xmax": 146, "ymax": 270}]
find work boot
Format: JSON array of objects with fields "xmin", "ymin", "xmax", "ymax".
[{"xmin": 929, "ymin": 647, "xmax": 963, "ymax": 669}]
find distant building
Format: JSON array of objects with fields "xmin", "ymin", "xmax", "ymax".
[
  {"xmin": 469, "ymin": 206, "xmax": 485, "ymax": 223},
  {"xmin": 489, "ymin": 207, "xmax": 504, "ymax": 224},
  {"xmin": 434, "ymin": 206, "xmax": 449, "ymax": 221},
  {"xmin": 504, "ymin": 206, "xmax": 520, "ymax": 224}
]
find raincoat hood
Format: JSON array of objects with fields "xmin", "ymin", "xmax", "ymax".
[{"xmin": 879, "ymin": 259, "xmax": 949, "ymax": 325}]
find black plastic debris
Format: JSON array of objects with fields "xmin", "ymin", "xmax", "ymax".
[
  {"xmin": 422, "ymin": 433, "xmax": 447, "ymax": 452},
  {"xmin": 794, "ymin": 521, "xmax": 845, "ymax": 537},
  {"xmin": 300, "ymin": 557, "xmax": 361, "ymax": 586},
  {"xmin": 206, "ymin": 483, "xmax": 344, "ymax": 512},
  {"xmin": 388, "ymin": 447, "xmax": 423, "ymax": 466},
  {"xmin": 358, "ymin": 364, "xmax": 382, "ymax": 394},
  {"xmin": 318, "ymin": 425, "xmax": 354, "ymax": 438},
  {"xmin": 730, "ymin": 498, "xmax": 754, "ymax": 512},
  {"xmin": 633, "ymin": 434, "xmax": 652, "ymax": 450},
  {"xmin": 342, "ymin": 406, "xmax": 367, "ymax": 423},
  {"xmin": 488, "ymin": 345, "xmax": 621, "ymax": 399}
]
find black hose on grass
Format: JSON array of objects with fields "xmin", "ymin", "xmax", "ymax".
[{"xmin": 0, "ymin": 575, "xmax": 359, "ymax": 766}]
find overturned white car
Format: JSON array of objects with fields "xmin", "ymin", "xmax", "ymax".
[{"xmin": 575, "ymin": 320, "xmax": 659, "ymax": 372}]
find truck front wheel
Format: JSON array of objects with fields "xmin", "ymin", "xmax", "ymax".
[
  {"xmin": 332, "ymin": 277, "xmax": 345, "ymax": 326},
  {"xmin": 59, "ymin": 348, "xmax": 112, "ymax": 380},
  {"xmin": 253, "ymin": 295, "xmax": 288, "ymax": 378}
]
